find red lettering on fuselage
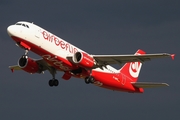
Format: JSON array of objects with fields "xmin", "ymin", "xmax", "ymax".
[{"xmin": 42, "ymin": 31, "xmax": 78, "ymax": 54}]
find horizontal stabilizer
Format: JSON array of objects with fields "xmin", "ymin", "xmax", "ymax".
[{"xmin": 131, "ymin": 82, "xmax": 169, "ymax": 88}]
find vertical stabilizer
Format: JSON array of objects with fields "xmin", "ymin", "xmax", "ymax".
[{"xmin": 119, "ymin": 49, "xmax": 146, "ymax": 82}]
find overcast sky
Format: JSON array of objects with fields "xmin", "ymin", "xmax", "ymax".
[{"xmin": 0, "ymin": 1, "xmax": 180, "ymax": 120}]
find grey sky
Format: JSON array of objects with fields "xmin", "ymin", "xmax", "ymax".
[{"xmin": 0, "ymin": 1, "xmax": 180, "ymax": 120}]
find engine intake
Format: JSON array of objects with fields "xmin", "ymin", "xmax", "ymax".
[
  {"xmin": 18, "ymin": 55, "xmax": 40, "ymax": 74},
  {"xmin": 73, "ymin": 52, "xmax": 95, "ymax": 69}
]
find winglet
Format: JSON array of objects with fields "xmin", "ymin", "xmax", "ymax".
[{"xmin": 171, "ymin": 54, "xmax": 175, "ymax": 60}]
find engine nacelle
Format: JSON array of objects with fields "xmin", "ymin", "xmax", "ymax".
[
  {"xmin": 18, "ymin": 55, "xmax": 40, "ymax": 74},
  {"xmin": 73, "ymin": 52, "xmax": 95, "ymax": 69}
]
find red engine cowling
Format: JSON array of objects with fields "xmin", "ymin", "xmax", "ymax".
[
  {"xmin": 72, "ymin": 52, "xmax": 95, "ymax": 69},
  {"xmin": 18, "ymin": 55, "xmax": 40, "ymax": 74}
]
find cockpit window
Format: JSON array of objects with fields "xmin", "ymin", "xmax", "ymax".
[
  {"xmin": 26, "ymin": 24, "xmax": 29, "ymax": 28},
  {"xmin": 25, "ymin": 25, "xmax": 29, "ymax": 28},
  {"xmin": 15, "ymin": 23, "xmax": 29, "ymax": 28},
  {"xmin": 22, "ymin": 24, "xmax": 26, "ymax": 27}
]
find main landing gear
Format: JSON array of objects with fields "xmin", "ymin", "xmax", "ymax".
[
  {"xmin": 48, "ymin": 67, "xmax": 59, "ymax": 87},
  {"xmin": 48, "ymin": 79, "xmax": 59, "ymax": 87},
  {"xmin": 85, "ymin": 76, "xmax": 95, "ymax": 84}
]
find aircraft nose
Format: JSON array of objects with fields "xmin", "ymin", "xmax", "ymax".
[{"xmin": 7, "ymin": 25, "xmax": 16, "ymax": 36}]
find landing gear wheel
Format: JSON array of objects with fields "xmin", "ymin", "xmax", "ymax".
[
  {"xmin": 89, "ymin": 77, "xmax": 95, "ymax": 83},
  {"xmin": 85, "ymin": 77, "xmax": 90, "ymax": 84},
  {"xmin": 49, "ymin": 80, "xmax": 54, "ymax": 87},
  {"xmin": 54, "ymin": 79, "xmax": 59, "ymax": 86},
  {"xmin": 85, "ymin": 76, "xmax": 95, "ymax": 84},
  {"xmin": 48, "ymin": 79, "xmax": 59, "ymax": 87}
]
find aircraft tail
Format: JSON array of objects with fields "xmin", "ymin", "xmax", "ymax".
[{"xmin": 119, "ymin": 49, "xmax": 146, "ymax": 82}]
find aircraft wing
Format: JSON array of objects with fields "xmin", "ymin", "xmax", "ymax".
[
  {"xmin": 131, "ymin": 82, "xmax": 169, "ymax": 88},
  {"xmin": 93, "ymin": 53, "xmax": 174, "ymax": 66},
  {"xmin": 9, "ymin": 59, "xmax": 49, "ymax": 73}
]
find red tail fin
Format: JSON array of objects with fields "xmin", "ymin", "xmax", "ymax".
[{"xmin": 119, "ymin": 49, "xmax": 146, "ymax": 82}]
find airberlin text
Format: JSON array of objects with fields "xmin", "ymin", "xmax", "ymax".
[
  {"xmin": 42, "ymin": 31, "xmax": 78, "ymax": 54},
  {"xmin": 42, "ymin": 54, "xmax": 70, "ymax": 71}
]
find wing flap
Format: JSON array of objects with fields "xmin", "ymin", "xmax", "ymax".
[{"xmin": 131, "ymin": 82, "xmax": 169, "ymax": 88}]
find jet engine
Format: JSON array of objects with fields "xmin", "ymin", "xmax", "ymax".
[
  {"xmin": 18, "ymin": 55, "xmax": 41, "ymax": 74},
  {"xmin": 72, "ymin": 52, "xmax": 95, "ymax": 69}
]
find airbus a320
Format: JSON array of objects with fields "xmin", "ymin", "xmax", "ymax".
[{"xmin": 7, "ymin": 21, "xmax": 175, "ymax": 93}]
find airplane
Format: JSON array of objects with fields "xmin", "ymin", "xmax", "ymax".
[{"xmin": 7, "ymin": 21, "xmax": 175, "ymax": 93}]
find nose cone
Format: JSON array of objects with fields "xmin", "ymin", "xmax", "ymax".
[{"xmin": 7, "ymin": 25, "xmax": 16, "ymax": 36}]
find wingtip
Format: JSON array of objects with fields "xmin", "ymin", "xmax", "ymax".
[
  {"xmin": 163, "ymin": 83, "xmax": 169, "ymax": 87},
  {"xmin": 171, "ymin": 54, "xmax": 175, "ymax": 60}
]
